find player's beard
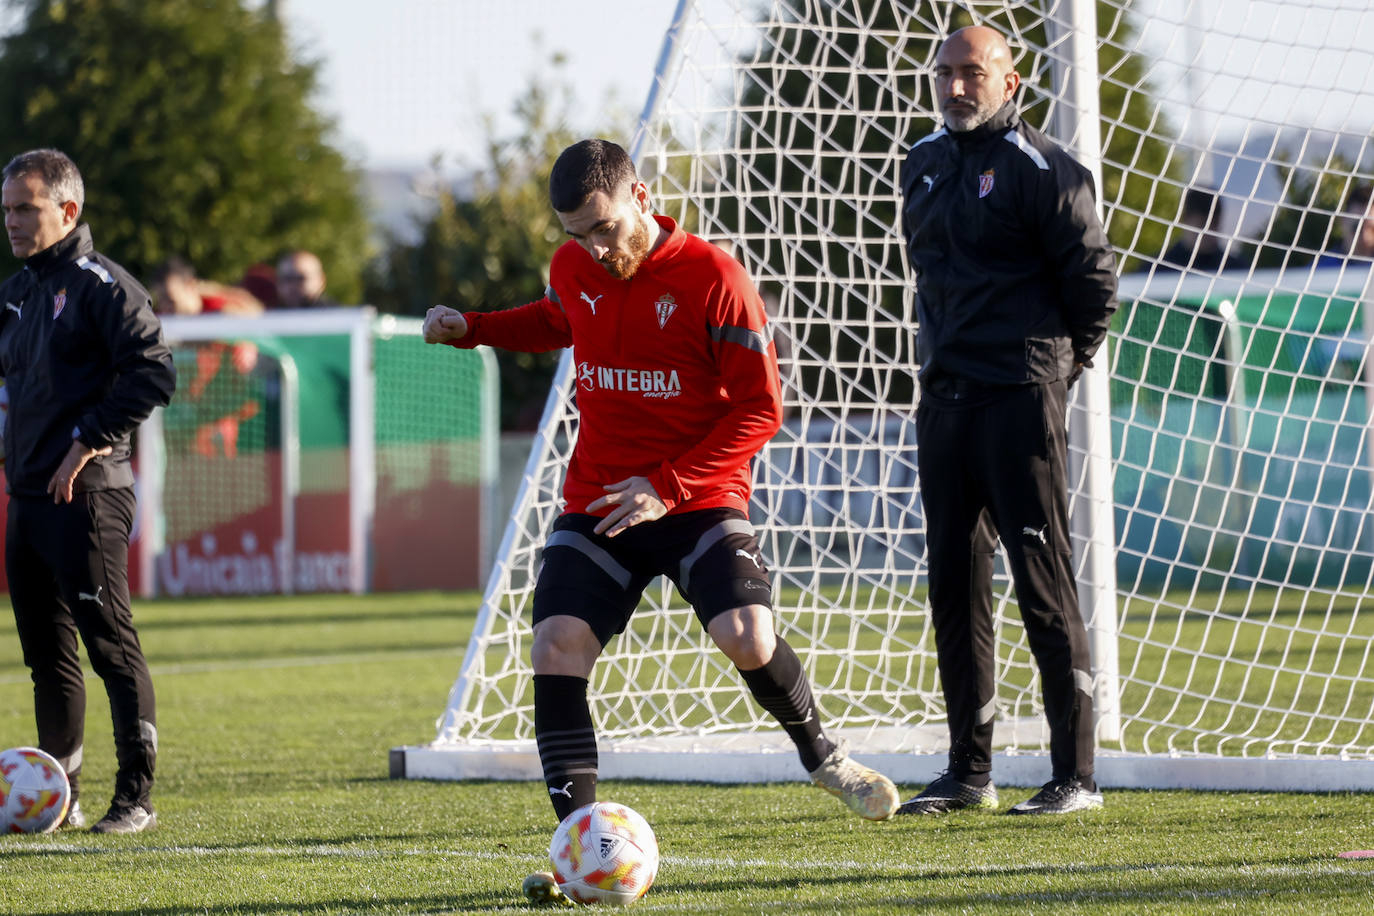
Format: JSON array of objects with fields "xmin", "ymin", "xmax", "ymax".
[
  {"xmin": 942, "ymin": 95, "xmax": 1000, "ymax": 132},
  {"xmin": 600, "ymin": 218, "xmax": 653, "ymax": 280}
]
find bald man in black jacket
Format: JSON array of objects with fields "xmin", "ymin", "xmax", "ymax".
[{"xmin": 898, "ymin": 26, "xmax": 1117, "ymax": 817}]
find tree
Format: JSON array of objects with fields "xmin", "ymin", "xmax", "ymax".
[
  {"xmin": 0, "ymin": 0, "xmax": 369, "ymax": 300},
  {"xmin": 365, "ymin": 64, "xmax": 629, "ymax": 429}
]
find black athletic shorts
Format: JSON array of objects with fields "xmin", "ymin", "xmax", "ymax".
[{"xmin": 531, "ymin": 507, "xmax": 773, "ymax": 646}]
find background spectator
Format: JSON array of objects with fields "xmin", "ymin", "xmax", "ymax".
[
  {"xmin": 1160, "ymin": 187, "xmax": 1241, "ymax": 272},
  {"xmin": 148, "ymin": 257, "xmax": 263, "ymax": 316},
  {"xmin": 275, "ymin": 249, "xmax": 333, "ymax": 308},
  {"xmin": 238, "ymin": 262, "xmax": 278, "ymax": 307}
]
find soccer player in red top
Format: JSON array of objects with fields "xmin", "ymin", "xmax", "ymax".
[{"xmin": 424, "ymin": 138, "xmax": 898, "ymax": 904}]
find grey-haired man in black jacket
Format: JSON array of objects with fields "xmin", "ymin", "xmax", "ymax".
[
  {"xmin": 897, "ymin": 26, "xmax": 1118, "ymax": 817},
  {"xmin": 0, "ymin": 148, "xmax": 176, "ymax": 834}
]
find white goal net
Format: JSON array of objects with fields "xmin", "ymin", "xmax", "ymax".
[{"xmin": 394, "ymin": 0, "xmax": 1374, "ymax": 791}]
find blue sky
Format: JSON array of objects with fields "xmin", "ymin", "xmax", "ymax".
[{"xmin": 283, "ymin": 0, "xmax": 681, "ymax": 171}]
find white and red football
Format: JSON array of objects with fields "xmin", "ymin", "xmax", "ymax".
[
  {"xmin": 548, "ymin": 801, "xmax": 659, "ymax": 906},
  {"xmin": 0, "ymin": 746, "xmax": 71, "ymax": 834}
]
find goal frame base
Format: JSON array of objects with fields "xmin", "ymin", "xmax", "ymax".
[{"xmin": 389, "ymin": 738, "xmax": 1374, "ymax": 792}]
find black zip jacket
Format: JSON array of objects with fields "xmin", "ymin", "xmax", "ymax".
[
  {"xmin": 0, "ymin": 224, "xmax": 176, "ymax": 496},
  {"xmin": 899, "ymin": 101, "xmax": 1118, "ymax": 386}
]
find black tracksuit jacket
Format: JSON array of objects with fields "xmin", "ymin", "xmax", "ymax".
[
  {"xmin": 0, "ymin": 225, "xmax": 175, "ymax": 497},
  {"xmin": 899, "ymin": 101, "xmax": 1118, "ymax": 386}
]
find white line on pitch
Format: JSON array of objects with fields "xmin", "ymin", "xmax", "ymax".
[{"xmin": 1, "ymin": 844, "xmax": 1369, "ymax": 882}]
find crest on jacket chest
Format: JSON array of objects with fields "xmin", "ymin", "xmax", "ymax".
[
  {"xmin": 978, "ymin": 169, "xmax": 996, "ymax": 199},
  {"xmin": 654, "ymin": 294, "xmax": 678, "ymax": 329}
]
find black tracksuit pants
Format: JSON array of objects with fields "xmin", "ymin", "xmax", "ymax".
[
  {"xmin": 6, "ymin": 487, "xmax": 156, "ymax": 809},
  {"xmin": 916, "ymin": 379, "xmax": 1095, "ymax": 783}
]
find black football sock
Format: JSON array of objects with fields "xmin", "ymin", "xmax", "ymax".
[
  {"xmin": 737, "ymin": 638, "xmax": 835, "ymax": 772},
  {"xmin": 534, "ymin": 674, "xmax": 598, "ymax": 822}
]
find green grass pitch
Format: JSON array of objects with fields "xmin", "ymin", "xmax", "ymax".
[{"xmin": 2, "ymin": 590, "xmax": 1373, "ymax": 913}]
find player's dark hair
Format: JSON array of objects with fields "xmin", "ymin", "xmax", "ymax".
[
  {"xmin": 549, "ymin": 139, "xmax": 638, "ymax": 213},
  {"xmin": 2, "ymin": 148, "xmax": 85, "ymax": 218}
]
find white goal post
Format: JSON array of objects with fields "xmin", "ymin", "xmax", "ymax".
[{"xmin": 394, "ymin": 0, "xmax": 1374, "ymax": 791}]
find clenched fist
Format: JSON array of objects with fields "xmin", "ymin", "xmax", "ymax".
[{"xmin": 423, "ymin": 304, "xmax": 469, "ymax": 345}]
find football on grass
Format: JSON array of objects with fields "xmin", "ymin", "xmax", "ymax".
[
  {"xmin": 548, "ymin": 801, "xmax": 659, "ymax": 905},
  {"xmin": 0, "ymin": 746, "xmax": 70, "ymax": 834}
]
